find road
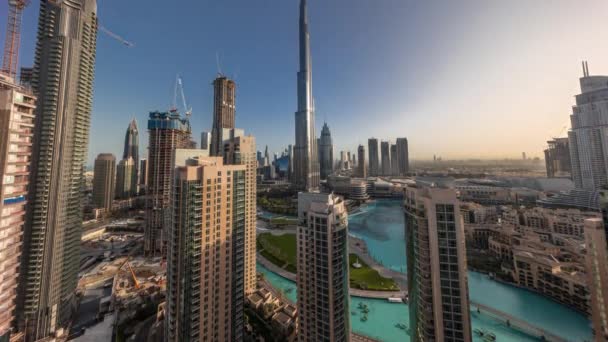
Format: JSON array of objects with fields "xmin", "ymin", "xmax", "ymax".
[{"xmin": 72, "ymin": 284, "xmax": 112, "ymax": 333}]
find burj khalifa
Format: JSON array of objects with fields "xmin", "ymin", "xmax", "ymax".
[{"xmin": 294, "ymin": 0, "xmax": 320, "ymax": 191}]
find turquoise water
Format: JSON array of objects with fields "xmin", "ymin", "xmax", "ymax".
[
  {"xmin": 258, "ymin": 264, "xmax": 538, "ymax": 342},
  {"xmin": 349, "ymin": 199, "xmax": 592, "ymax": 341},
  {"xmin": 258, "ymin": 199, "xmax": 593, "ymax": 341}
]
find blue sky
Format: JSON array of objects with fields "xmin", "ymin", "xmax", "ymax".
[{"xmin": 3, "ymin": 0, "xmax": 608, "ymax": 165}]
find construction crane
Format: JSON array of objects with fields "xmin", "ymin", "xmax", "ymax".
[
  {"xmin": 173, "ymin": 75, "xmax": 192, "ymax": 118},
  {"xmin": 125, "ymin": 260, "xmax": 140, "ymax": 289},
  {"xmin": 2, "ymin": 0, "xmax": 31, "ymax": 79},
  {"xmin": 98, "ymin": 25, "xmax": 135, "ymax": 48}
]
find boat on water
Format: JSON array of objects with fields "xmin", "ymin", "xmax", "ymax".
[
  {"xmin": 483, "ymin": 332, "xmax": 496, "ymax": 341},
  {"xmin": 388, "ymin": 297, "xmax": 402, "ymax": 303},
  {"xmin": 361, "ymin": 314, "xmax": 368, "ymax": 322},
  {"xmin": 395, "ymin": 323, "xmax": 407, "ymax": 330}
]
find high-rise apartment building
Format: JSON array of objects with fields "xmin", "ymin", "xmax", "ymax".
[
  {"xmin": 404, "ymin": 185, "xmax": 472, "ymax": 342},
  {"xmin": 210, "ymin": 77, "xmax": 236, "ymax": 156},
  {"xmin": 544, "ymin": 137, "xmax": 571, "ymax": 178},
  {"xmin": 381, "ymin": 141, "xmax": 391, "ymax": 176},
  {"xmin": 92, "ymin": 154, "xmax": 116, "ymax": 211},
  {"xmin": 166, "ymin": 153, "xmax": 246, "ymax": 342},
  {"xmin": 145, "ymin": 110, "xmax": 192, "ymax": 256},
  {"xmin": 357, "ymin": 145, "xmax": 366, "ymax": 178},
  {"xmin": 221, "ymin": 129, "xmax": 257, "ymax": 294},
  {"xmin": 569, "ymin": 62, "xmax": 608, "ymax": 189},
  {"xmin": 293, "ymin": 0, "xmax": 320, "ymax": 191},
  {"xmin": 368, "ymin": 138, "xmax": 379, "ymax": 177},
  {"xmin": 17, "ymin": 0, "xmax": 98, "ymax": 338},
  {"xmin": 318, "ymin": 122, "xmax": 334, "ymax": 180},
  {"xmin": 390, "ymin": 144, "xmax": 398, "ymax": 176},
  {"xmin": 123, "ymin": 118, "xmax": 139, "ymax": 194},
  {"xmin": 297, "ymin": 192, "xmax": 350, "ymax": 342},
  {"xmin": 584, "ymin": 217, "xmax": 608, "ymax": 340},
  {"xmin": 116, "ymin": 157, "xmax": 135, "ymax": 199},
  {"xmin": 396, "ymin": 137, "xmax": 409, "ymax": 176},
  {"xmin": 0, "ymin": 74, "xmax": 36, "ymax": 341}
]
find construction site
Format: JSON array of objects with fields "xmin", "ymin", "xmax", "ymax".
[{"xmin": 72, "ymin": 226, "xmax": 166, "ymax": 340}]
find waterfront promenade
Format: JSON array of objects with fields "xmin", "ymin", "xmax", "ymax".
[{"xmin": 471, "ymin": 301, "xmax": 568, "ymax": 342}]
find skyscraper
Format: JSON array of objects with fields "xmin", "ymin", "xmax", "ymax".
[
  {"xmin": 381, "ymin": 140, "xmax": 391, "ymax": 176},
  {"xmin": 210, "ymin": 76, "xmax": 236, "ymax": 156},
  {"xmin": 92, "ymin": 154, "xmax": 116, "ymax": 211},
  {"xmin": 123, "ymin": 118, "xmax": 139, "ymax": 194},
  {"xmin": 368, "ymin": 138, "xmax": 379, "ymax": 177},
  {"xmin": 115, "ymin": 157, "xmax": 135, "ymax": 199},
  {"xmin": 319, "ymin": 122, "xmax": 334, "ymax": 180},
  {"xmin": 357, "ymin": 144, "xmax": 366, "ymax": 178},
  {"xmin": 396, "ymin": 137, "xmax": 409, "ymax": 176},
  {"xmin": 221, "ymin": 129, "xmax": 257, "ymax": 294},
  {"xmin": 145, "ymin": 110, "xmax": 192, "ymax": 256},
  {"xmin": 297, "ymin": 192, "xmax": 350, "ymax": 341},
  {"xmin": 0, "ymin": 74, "xmax": 36, "ymax": 341},
  {"xmin": 390, "ymin": 144, "xmax": 398, "ymax": 176},
  {"xmin": 166, "ymin": 153, "xmax": 246, "ymax": 341},
  {"xmin": 17, "ymin": 0, "xmax": 98, "ymax": 338},
  {"xmin": 569, "ymin": 62, "xmax": 608, "ymax": 189},
  {"xmin": 293, "ymin": 0, "xmax": 320, "ymax": 191},
  {"xmin": 404, "ymin": 185, "xmax": 472, "ymax": 342}
]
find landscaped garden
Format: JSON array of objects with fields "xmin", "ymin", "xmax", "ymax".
[
  {"xmin": 257, "ymin": 232, "xmax": 399, "ymax": 291},
  {"xmin": 348, "ymin": 254, "xmax": 399, "ymax": 291}
]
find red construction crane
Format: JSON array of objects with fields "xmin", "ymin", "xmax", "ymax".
[{"xmin": 2, "ymin": 0, "xmax": 30, "ymax": 79}]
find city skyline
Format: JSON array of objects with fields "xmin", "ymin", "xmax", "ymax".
[{"xmin": 4, "ymin": 0, "xmax": 608, "ymax": 164}]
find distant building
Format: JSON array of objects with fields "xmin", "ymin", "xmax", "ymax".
[
  {"xmin": 145, "ymin": 110, "xmax": 193, "ymax": 256},
  {"xmin": 327, "ymin": 175, "xmax": 369, "ymax": 200},
  {"xmin": 368, "ymin": 138, "xmax": 379, "ymax": 177},
  {"xmin": 357, "ymin": 144, "xmax": 366, "ymax": 178},
  {"xmin": 544, "ymin": 137, "xmax": 571, "ymax": 178},
  {"xmin": 0, "ymin": 74, "xmax": 36, "ymax": 340},
  {"xmin": 92, "ymin": 154, "xmax": 116, "ymax": 211},
  {"xmin": 139, "ymin": 159, "xmax": 148, "ymax": 192},
  {"xmin": 115, "ymin": 157, "xmax": 135, "ymax": 199},
  {"xmin": 166, "ymin": 153, "xmax": 246, "ymax": 341},
  {"xmin": 318, "ymin": 122, "xmax": 333, "ymax": 179},
  {"xmin": 381, "ymin": 141, "xmax": 391, "ymax": 176},
  {"xmin": 122, "ymin": 118, "xmax": 139, "ymax": 194},
  {"xmin": 396, "ymin": 137, "xmax": 409, "ymax": 176},
  {"xmin": 19, "ymin": 67, "xmax": 33, "ymax": 88},
  {"xmin": 297, "ymin": 192, "xmax": 350, "ymax": 341},
  {"xmin": 569, "ymin": 62, "xmax": 608, "ymax": 189},
  {"xmin": 210, "ymin": 76, "xmax": 236, "ymax": 156},
  {"xmin": 390, "ymin": 144, "xmax": 398, "ymax": 176},
  {"xmin": 404, "ymin": 185, "xmax": 472, "ymax": 342},
  {"xmin": 200, "ymin": 131, "xmax": 211, "ymax": 150}
]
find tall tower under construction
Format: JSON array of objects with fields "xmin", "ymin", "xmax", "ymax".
[
  {"xmin": 17, "ymin": 0, "xmax": 98, "ymax": 339},
  {"xmin": 145, "ymin": 111, "xmax": 192, "ymax": 256},
  {"xmin": 210, "ymin": 76, "xmax": 236, "ymax": 156}
]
